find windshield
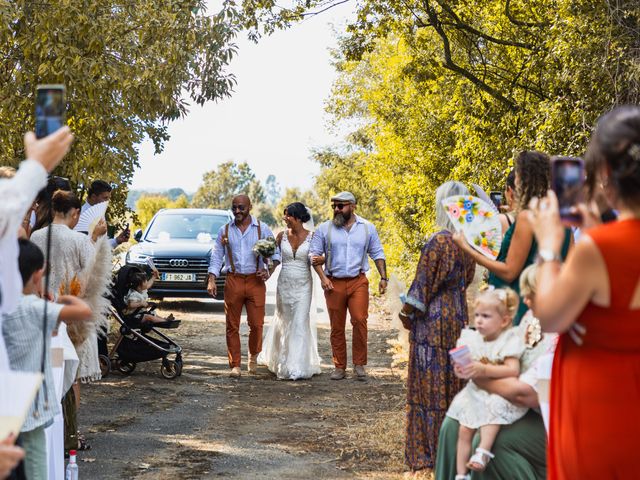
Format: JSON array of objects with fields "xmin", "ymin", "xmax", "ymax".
[{"xmin": 146, "ymin": 213, "xmax": 228, "ymax": 242}]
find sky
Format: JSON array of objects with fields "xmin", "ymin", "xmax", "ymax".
[{"xmin": 130, "ymin": 3, "xmax": 354, "ymax": 195}]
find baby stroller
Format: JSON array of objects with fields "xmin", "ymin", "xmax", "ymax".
[{"xmin": 98, "ymin": 264, "xmax": 184, "ymax": 380}]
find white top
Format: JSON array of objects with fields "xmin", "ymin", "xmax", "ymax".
[
  {"xmin": 30, "ymin": 224, "xmax": 97, "ymax": 296},
  {"xmin": 124, "ymin": 289, "xmax": 148, "ymax": 314},
  {"xmin": 0, "ymin": 160, "xmax": 47, "ymax": 315},
  {"xmin": 457, "ymin": 326, "xmax": 525, "ymax": 364},
  {"xmin": 0, "ymin": 159, "xmax": 48, "ymax": 372}
]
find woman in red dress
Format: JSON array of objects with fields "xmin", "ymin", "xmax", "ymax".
[{"xmin": 528, "ymin": 106, "xmax": 640, "ymax": 478}]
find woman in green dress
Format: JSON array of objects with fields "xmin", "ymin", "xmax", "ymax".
[
  {"xmin": 434, "ymin": 313, "xmax": 554, "ymax": 479},
  {"xmin": 453, "ymin": 151, "xmax": 570, "ymax": 325}
]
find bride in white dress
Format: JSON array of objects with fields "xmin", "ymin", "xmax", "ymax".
[{"xmin": 258, "ymin": 202, "xmax": 322, "ymax": 380}]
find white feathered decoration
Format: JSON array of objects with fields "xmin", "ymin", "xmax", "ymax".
[{"xmin": 75, "ymin": 235, "xmax": 112, "ymax": 383}]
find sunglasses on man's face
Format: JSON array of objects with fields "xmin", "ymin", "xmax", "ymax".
[
  {"xmin": 231, "ymin": 205, "xmax": 246, "ymax": 212},
  {"xmin": 332, "ymin": 203, "xmax": 350, "ymax": 210}
]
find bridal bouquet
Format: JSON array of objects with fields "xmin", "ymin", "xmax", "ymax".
[{"xmin": 253, "ymin": 236, "xmax": 277, "ymax": 258}]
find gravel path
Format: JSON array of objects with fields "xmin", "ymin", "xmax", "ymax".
[{"xmin": 76, "ymin": 296, "xmax": 407, "ymax": 479}]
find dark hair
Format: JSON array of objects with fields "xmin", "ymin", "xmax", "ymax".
[
  {"xmin": 586, "ymin": 106, "xmax": 640, "ymax": 206},
  {"xmin": 18, "ymin": 239, "xmax": 45, "ymax": 285},
  {"xmin": 515, "ymin": 151, "xmax": 551, "ymax": 211},
  {"xmin": 506, "ymin": 168, "xmax": 516, "ymax": 191},
  {"xmin": 52, "ymin": 190, "xmax": 81, "ymax": 215},
  {"xmin": 284, "ymin": 202, "xmax": 311, "ymax": 223},
  {"xmin": 88, "ymin": 180, "xmax": 112, "ymax": 197},
  {"xmin": 127, "ymin": 271, "xmax": 148, "ymax": 290},
  {"xmin": 34, "ymin": 176, "xmax": 73, "ymax": 231}
]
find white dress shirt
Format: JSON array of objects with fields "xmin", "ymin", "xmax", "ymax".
[
  {"xmin": 208, "ymin": 216, "xmax": 281, "ymax": 277},
  {"xmin": 0, "ymin": 159, "xmax": 48, "ymax": 370},
  {"xmin": 309, "ymin": 215, "xmax": 385, "ymax": 278}
]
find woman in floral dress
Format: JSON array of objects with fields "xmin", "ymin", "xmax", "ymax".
[{"xmin": 399, "ymin": 181, "xmax": 476, "ymax": 473}]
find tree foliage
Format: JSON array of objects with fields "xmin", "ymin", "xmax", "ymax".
[
  {"xmin": 191, "ymin": 160, "xmax": 265, "ymax": 209},
  {"xmin": 245, "ymin": 0, "xmax": 640, "ymax": 277},
  {"xmin": 0, "ymin": 0, "xmax": 239, "ymax": 219}
]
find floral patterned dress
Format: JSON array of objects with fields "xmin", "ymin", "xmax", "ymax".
[{"xmin": 405, "ymin": 230, "xmax": 476, "ymax": 470}]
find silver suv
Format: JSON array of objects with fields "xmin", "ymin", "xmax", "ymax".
[{"xmin": 126, "ymin": 208, "xmax": 231, "ymax": 300}]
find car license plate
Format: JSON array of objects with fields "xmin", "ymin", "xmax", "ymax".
[{"xmin": 162, "ymin": 273, "xmax": 195, "ymax": 282}]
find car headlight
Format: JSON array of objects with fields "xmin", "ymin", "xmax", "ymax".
[{"xmin": 126, "ymin": 251, "xmax": 149, "ymax": 264}]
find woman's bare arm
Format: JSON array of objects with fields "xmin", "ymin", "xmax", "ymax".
[
  {"xmin": 453, "ymin": 211, "xmax": 533, "ymax": 283},
  {"xmin": 473, "ymin": 377, "xmax": 539, "ymax": 408},
  {"xmin": 534, "ymin": 236, "xmax": 603, "ymax": 332}
]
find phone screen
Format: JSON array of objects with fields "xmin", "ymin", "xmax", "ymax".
[
  {"xmin": 489, "ymin": 191, "xmax": 502, "ymax": 209},
  {"xmin": 35, "ymin": 85, "xmax": 65, "ymax": 138},
  {"xmin": 552, "ymin": 157, "xmax": 584, "ymax": 223}
]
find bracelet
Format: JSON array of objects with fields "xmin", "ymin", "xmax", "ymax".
[{"xmin": 380, "ymin": 277, "xmax": 389, "ymax": 282}]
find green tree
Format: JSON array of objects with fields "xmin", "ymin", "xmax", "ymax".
[
  {"xmin": 0, "ymin": 0, "xmax": 239, "ymax": 219},
  {"xmin": 275, "ymin": 186, "xmax": 326, "ymax": 227},
  {"xmin": 242, "ymin": 0, "xmax": 640, "ymax": 278},
  {"xmin": 191, "ymin": 161, "xmax": 265, "ymax": 209}
]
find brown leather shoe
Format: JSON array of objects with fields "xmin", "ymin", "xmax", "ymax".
[
  {"xmin": 354, "ymin": 365, "xmax": 367, "ymax": 380},
  {"xmin": 230, "ymin": 367, "xmax": 241, "ymax": 378},
  {"xmin": 330, "ymin": 368, "xmax": 346, "ymax": 380}
]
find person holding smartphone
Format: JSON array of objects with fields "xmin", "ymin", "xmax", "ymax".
[{"xmin": 528, "ymin": 106, "xmax": 640, "ymax": 479}]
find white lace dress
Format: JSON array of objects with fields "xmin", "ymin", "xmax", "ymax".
[
  {"xmin": 446, "ymin": 327, "xmax": 527, "ymax": 429},
  {"xmin": 258, "ymin": 232, "xmax": 322, "ymax": 380}
]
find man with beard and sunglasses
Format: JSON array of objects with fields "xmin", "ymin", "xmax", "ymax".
[
  {"xmin": 309, "ymin": 191, "xmax": 387, "ymax": 381},
  {"xmin": 207, "ymin": 195, "xmax": 281, "ymax": 378}
]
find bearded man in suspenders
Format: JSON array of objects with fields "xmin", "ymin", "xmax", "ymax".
[
  {"xmin": 309, "ymin": 191, "xmax": 388, "ymax": 381},
  {"xmin": 208, "ymin": 195, "xmax": 280, "ymax": 378}
]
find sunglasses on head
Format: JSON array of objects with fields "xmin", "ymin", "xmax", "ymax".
[
  {"xmin": 231, "ymin": 205, "xmax": 246, "ymax": 211},
  {"xmin": 332, "ymin": 202, "xmax": 351, "ymax": 210}
]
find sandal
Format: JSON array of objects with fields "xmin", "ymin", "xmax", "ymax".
[
  {"xmin": 467, "ymin": 447, "xmax": 494, "ymax": 472},
  {"xmin": 77, "ymin": 432, "xmax": 91, "ymax": 451},
  {"xmin": 455, "ymin": 475, "xmax": 471, "ymax": 480}
]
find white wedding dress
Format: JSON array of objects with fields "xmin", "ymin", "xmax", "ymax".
[{"xmin": 258, "ymin": 231, "xmax": 322, "ymax": 380}]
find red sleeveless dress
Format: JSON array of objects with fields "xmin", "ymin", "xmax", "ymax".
[{"xmin": 548, "ymin": 219, "xmax": 640, "ymax": 479}]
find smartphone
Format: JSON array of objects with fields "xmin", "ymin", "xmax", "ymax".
[
  {"xmin": 489, "ymin": 191, "xmax": 503, "ymax": 209},
  {"xmin": 35, "ymin": 84, "xmax": 66, "ymax": 139},
  {"xmin": 552, "ymin": 156, "xmax": 585, "ymax": 224}
]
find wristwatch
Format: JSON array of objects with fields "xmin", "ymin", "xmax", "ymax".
[
  {"xmin": 380, "ymin": 277, "xmax": 389, "ymax": 282},
  {"xmin": 537, "ymin": 249, "xmax": 562, "ymax": 264}
]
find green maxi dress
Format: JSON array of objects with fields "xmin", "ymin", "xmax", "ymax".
[{"xmin": 488, "ymin": 222, "xmax": 571, "ymax": 325}]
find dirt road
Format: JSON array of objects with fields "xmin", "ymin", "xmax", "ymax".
[{"xmin": 78, "ymin": 294, "xmax": 407, "ymax": 479}]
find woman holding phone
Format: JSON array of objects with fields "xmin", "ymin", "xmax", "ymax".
[
  {"xmin": 453, "ymin": 151, "xmax": 571, "ymax": 325},
  {"xmin": 529, "ymin": 106, "xmax": 640, "ymax": 478}
]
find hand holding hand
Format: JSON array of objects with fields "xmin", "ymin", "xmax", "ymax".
[
  {"xmin": 256, "ymin": 269, "xmax": 269, "ymax": 282},
  {"xmin": 24, "ymin": 127, "xmax": 73, "ymax": 173}
]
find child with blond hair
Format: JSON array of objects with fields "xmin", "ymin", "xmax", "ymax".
[{"xmin": 447, "ymin": 287, "xmax": 526, "ymax": 479}]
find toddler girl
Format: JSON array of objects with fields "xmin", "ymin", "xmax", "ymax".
[
  {"xmin": 447, "ymin": 287, "xmax": 525, "ymax": 479},
  {"xmin": 124, "ymin": 270, "xmax": 179, "ymax": 328}
]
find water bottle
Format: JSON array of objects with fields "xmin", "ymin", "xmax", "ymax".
[{"xmin": 66, "ymin": 449, "xmax": 78, "ymax": 480}]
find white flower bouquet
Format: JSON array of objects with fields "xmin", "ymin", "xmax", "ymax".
[{"xmin": 253, "ymin": 236, "xmax": 277, "ymax": 258}]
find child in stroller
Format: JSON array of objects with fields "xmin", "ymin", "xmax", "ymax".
[
  {"xmin": 98, "ymin": 264, "xmax": 184, "ymax": 380},
  {"xmin": 123, "ymin": 268, "xmax": 180, "ymax": 329}
]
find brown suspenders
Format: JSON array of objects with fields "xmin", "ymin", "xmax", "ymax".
[{"xmin": 224, "ymin": 221, "xmax": 262, "ymax": 274}]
